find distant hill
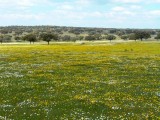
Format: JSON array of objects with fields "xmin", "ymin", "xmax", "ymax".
[{"xmin": 0, "ymin": 26, "xmax": 160, "ymax": 43}]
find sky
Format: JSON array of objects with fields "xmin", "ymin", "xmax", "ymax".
[{"xmin": 0, "ymin": 0, "xmax": 160, "ymax": 28}]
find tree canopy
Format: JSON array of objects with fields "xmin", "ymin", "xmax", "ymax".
[
  {"xmin": 40, "ymin": 33, "xmax": 58, "ymax": 45},
  {"xmin": 155, "ymin": 33, "xmax": 160, "ymax": 40},
  {"xmin": 105, "ymin": 35, "xmax": 116, "ymax": 42},
  {"xmin": 0, "ymin": 35, "xmax": 3, "ymax": 44},
  {"xmin": 121, "ymin": 35, "xmax": 128, "ymax": 40},
  {"xmin": 23, "ymin": 34, "xmax": 37, "ymax": 44},
  {"xmin": 135, "ymin": 31, "xmax": 151, "ymax": 41}
]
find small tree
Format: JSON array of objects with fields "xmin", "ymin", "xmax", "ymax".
[
  {"xmin": 128, "ymin": 33, "xmax": 137, "ymax": 41},
  {"xmin": 40, "ymin": 33, "xmax": 58, "ymax": 45},
  {"xmin": 121, "ymin": 35, "xmax": 128, "ymax": 40},
  {"xmin": 23, "ymin": 34, "xmax": 37, "ymax": 44},
  {"xmin": 3, "ymin": 35, "xmax": 12, "ymax": 43},
  {"xmin": 79, "ymin": 36, "xmax": 84, "ymax": 40},
  {"xmin": 116, "ymin": 31, "xmax": 125, "ymax": 36},
  {"xmin": 94, "ymin": 34, "xmax": 102, "ymax": 40},
  {"xmin": 0, "ymin": 35, "xmax": 3, "ymax": 44},
  {"xmin": 155, "ymin": 33, "xmax": 160, "ymax": 40},
  {"xmin": 15, "ymin": 36, "xmax": 21, "ymax": 42},
  {"xmin": 106, "ymin": 35, "xmax": 116, "ymax": 42},
  {"xmin": 85, "ymin": 35, "xmax": 96, "ymax": 41},
  {"xmin": 135, "ymin": 31, "xmax": 151, "ymax": 41},
  {"xmin": 74, "ymin": 31, "xmax": 80, "ymax": 37}
]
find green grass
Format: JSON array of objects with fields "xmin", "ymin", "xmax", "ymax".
[{"xmin": 0, "ymin": 42, "xmax": 160, "ymax": 119}]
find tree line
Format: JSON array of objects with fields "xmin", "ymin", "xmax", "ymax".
[{"xmin": 0, "ymin": 26, "xmax": 160, "ymax": 44}]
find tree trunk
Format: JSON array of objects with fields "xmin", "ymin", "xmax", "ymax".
[
  {"xmin": 48, "ymin": 41, "xmax": 49, "ymax": 45},
  {"xmin": 30, "ymin": 41, "xmax": 31, "ymax": 44}
]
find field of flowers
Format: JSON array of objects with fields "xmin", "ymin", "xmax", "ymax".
[{"xmin": 0, "ymin": 42, "xmax": 160, "ymax": 119}]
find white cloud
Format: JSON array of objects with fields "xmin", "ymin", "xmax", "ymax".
[
  {"xmin": 112, "ymin": 7, "xmax": 126, "ymax": 11},
  {"xmin": 111, "ymin": 6, "xmax": 137, "ymax": 16},
  {"xmin": 17, "ymin": 0, "xmax": 34, "ymax": 7},
  {"xmin": 154, "ymin": 0, "xmax": 160, "ymax": 3},
  {"xmin": 0, "ymin": 13, "xmax": 43, "ymax": 20},
  {"xmin": 90, "ymin": 11, "xmax": 103, "ymax": 17},
  {"xmin": 149, "ymin": 10, "xmax": 160, "ymax": 16},
  {"xmin": 113, "ymin": 0, "xmax": 142, "ymax": 3},
  {"xmin": 0, "ymin": 0, "xmax": 52, "ymax": 10},
  {"xmin": 0, "ymin": 0, "xmax": 160, "ymax": 28},
  {"xmin": 112, "ymin": 0, "xmax": 160, "ymax": 4},
  {"xmin": 130, "ymin": 5, "xmax": 141, "ymax": 9},
  {"xmin": 75, "ymin": 0, "xmax": 91, "ymax": 6},
  {"xmin": 59, "ymin": 4, "xmax": 74, "ymax": 10}
]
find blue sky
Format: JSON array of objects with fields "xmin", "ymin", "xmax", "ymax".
[{"xmin": 0, "ymin": 0, "xmax": 160, "ymax": 28}]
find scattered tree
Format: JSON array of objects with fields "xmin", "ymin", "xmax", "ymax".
[
  {"xmin": 0, "ymin": 35, "xmax": 3, "ymax": 44},
  {"xmin": 23, "ymin": 34, "xmax": 37, "ymax": 44},
  {"xmin": 109, "ymin": 29, "xmax": 117, "ymax": 34},
  {"xmin": 116, "ymin": 31, "xmax": 125, "ymax": 36},
  {"xmin": 79, "ymin": 36, "xmax": 84, "ymax": 40},
  {"xmin": 135, "ymin": 31, "xmax": 151, "ymax": 41},
  {"xmin": 2, "ymin": 35, "xmax": 12, "ymax": 43},
  {"xmin": 94, "ymin": 34, "xmax": 102, "ymax": 40},
  {"xmin": 155, "ymin": 33, "xmax": 160, "ymax": 40},
  {"xmin": 74, "ymin": 31, "xmax": 81, "ymax": 36},
  {"xmin": 40, "ymin": 33, "xmax": 58, "ymax": 45},
  {"xmin": 106, "ymin": 35, "xmax": 116, "ymax": 42},
  {"xmin": 128, "ymin": 34, "xmax": 137, "ymax": 41},
  {"xmin": 15, "ymin": 36, "xmax": 21, "ymax": 42},
  {"xmin": 85, "ymin": 35, "xmax": 96, "ymax": 41},
  {"xmin": 121, "ymin": 35, "xmax": 128, "ymax": 40}
]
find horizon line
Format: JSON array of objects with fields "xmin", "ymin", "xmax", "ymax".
[{"xmin": 0, "ymin": 25, "xmax": 159, "ymax": 30}]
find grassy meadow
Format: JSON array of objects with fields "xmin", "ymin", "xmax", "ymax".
[{"xmin": 0, "ymin": 42, "xmax": 160, "ymax": 119}]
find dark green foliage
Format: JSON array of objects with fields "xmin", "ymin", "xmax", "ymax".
[
  {"xmin": 125, "ymin": 29, "xmax": 133, "ymax": 34},
  {"xmin": 15, "ymin": 30, "xmax": 23, "ymax": 36},
  {"xmin": 85, "ymin": 35, "xmax": 96, "ymax": 41},
  {"xmin": 121, "ymin": 35, "xmax": 128, "ymax": 40},
  {"xmin": 85, "ymin": 34, "xmax": 102, "ymax": 41},
  {"xmin": 0, "ymin": 29, "xmax": 9, "ymax": 34},
  {"xmin": 116, "ymin": 31, "xmax": 125, "ymax": 36},
  {"xmin": 105, "ymin": 35, "xmax": 116, "ymax": 42},
  {"xmin": 134, "ymin": 31, "xmax": 151, "ymax": 41},
  {"xmin": 40, "ymin": 33, "xmax": 58, "ymax": 45},
  {"xmin": 0, "ymin": 26, "xmax": 159, "ymax": 43},
  {"xmin": 78, "ymin": 36, "xmax": 84, "ymax": 40},
  {"xmin": 74, "ymin": 31, "xmax": 81, "ymax": 36},
  {"xmin": 94, "ymin": 34, "xmax": 102, "ymax": 40},
  {"xmin": 0, "ymin": 35, "xmax": 12, "ymax": 43},
  {"xmin": 14, "ymin": 36, "xmax": 21, "ymax": 41},
  {"xmin": 155, "ymin": 33, "xmax": 160, "ymax": 40},
  {"xmin": 109, "ymin": 29, "xmax": 117, "ymax": 34},
  {"xmin": 128, "ymin": 34, "xmax": 137, "ymax": 41},
  {"xmin": 0, "ymin": 35, "xmax": 3, "ymax": 44},
  {"xmin": 23, "ymin": 34, "xmax": 37, "ymax": 44}
]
